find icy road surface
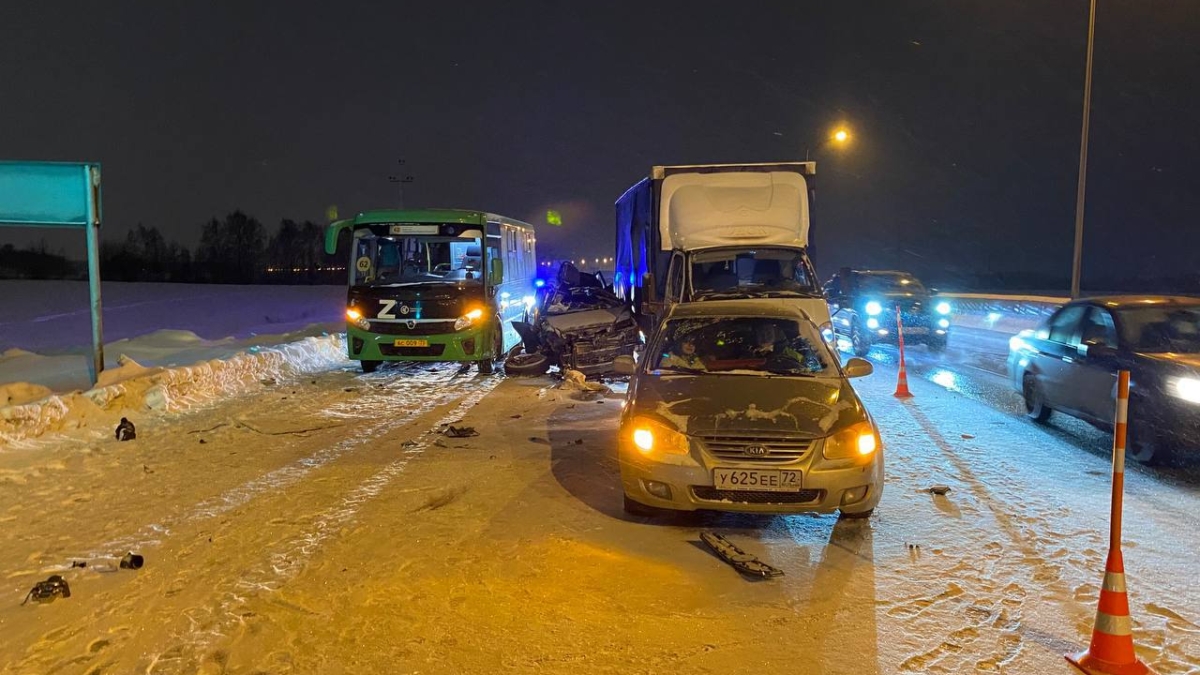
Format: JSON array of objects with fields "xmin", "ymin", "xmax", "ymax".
[{"xmin": 1, "ymin": 361, "xmax": 1198, "ymax": 674}]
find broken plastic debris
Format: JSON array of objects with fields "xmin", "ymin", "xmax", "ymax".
[
  {"xmin": 961, "ymin": 433, "xmax": 975, "ymax": 439},
  {"xmin": 928, "ymin": 485, "xmax": 952, "ymax": 495},
  {"xmin": 115, "ymin": 417, "xmax": 136, "ymax": 441},
  {"xmin": 119, "ymin": 552, "xmax": 145, "ymax": 570},
  {"xmin": 443, "ymin": 426, "xmax": 478, "ymax": 438},
  {"xmin": 700, "ymin": 532, "xmax": 783, "ymax": 579},
  {"xmin": 22, "ymin": 575, "xmax": 71, "ymax": 605}
]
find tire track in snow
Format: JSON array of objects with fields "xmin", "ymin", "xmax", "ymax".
[
  {"xmin": 76, "ymin": 365, "xmax": 474, "ymax": 561},
  {"xmin": 146, "ymin": 377, "xmax": 501, "ymax": 673}
]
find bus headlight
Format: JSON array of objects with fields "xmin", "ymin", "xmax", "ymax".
[
  {"xmin": 454, "ymin": 308, "xmax": 485, "ymax": 331},
  {"xmin": 865, "ymin": 301, "xmax": 882, "ymax": 316},
  {"xmin": 346, "ymin": 308, "xmax": 369, "ymax": 330}
]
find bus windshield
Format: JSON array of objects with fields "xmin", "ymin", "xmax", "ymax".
[{"xmin": 353, "ymin": 233, "xmax": 485, "ymax": 286}]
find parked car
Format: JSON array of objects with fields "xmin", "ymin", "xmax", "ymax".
[
  {"xmin": 505, "ymin": 263, "xmax": 641, "ymax": 377},
  {"xmin": 823, "ymin": 269, "xmax": 951, "ymax": 357},
  {"xmin": 614, "ymin": 300, "xmax": 883, "ymax": 518},
  {"xmin": 1008, "ymin": 295, "xmax": 1200, "ymax": 464}
]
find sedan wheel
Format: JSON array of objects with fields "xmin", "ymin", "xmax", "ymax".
[
  {"xmin": 851, "ymin": 322, "xmax": 871, "ymax": 357},
  {"xmin": 1128, "ymin": 427, "xmax": 1173, "ymax": 466},
  {"xmin": 1023, "ymin": 375, "xmax": 1052, "ymax": 423}
]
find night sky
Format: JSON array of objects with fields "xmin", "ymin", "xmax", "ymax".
[{"xmin": 2, "ymin": 1, "xmax": 1197, "ymax": 288}]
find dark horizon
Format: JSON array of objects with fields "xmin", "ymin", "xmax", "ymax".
[{"xmin": 2, "ymin": 1, "xmax": 1197, "ymax": 289}]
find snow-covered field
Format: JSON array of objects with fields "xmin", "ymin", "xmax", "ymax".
[{"xmin": 0, "ymin": 281, "xmax": 345, "ymax": 399}]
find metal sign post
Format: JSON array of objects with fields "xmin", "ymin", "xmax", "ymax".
[{"xmin": 0, "ymin": 161, "xmax": 105, "ymax": 384}]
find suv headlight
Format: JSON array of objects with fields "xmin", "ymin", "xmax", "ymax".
[
  {"xmin": 454, "ymin": 308, "xmax": 485, "ymax": 331},
  {"xmin": 936, "ymin": 301, "xmax": 951, "ymax": 315},
  {"xmin": 627, "ymin": 416, "xmax": 690, "ymax": 456},
  {"xmin": 865, "ymin": 301, "xmax": 882, "ymax": 316},
  {"xmin": 822, "ymin": 421, "xmax": 880, "ymax": 461}
]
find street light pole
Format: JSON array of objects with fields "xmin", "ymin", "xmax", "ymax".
[{"xmin": 1070, "ymin": 0, "xmax": 1097, "ymax": 299}]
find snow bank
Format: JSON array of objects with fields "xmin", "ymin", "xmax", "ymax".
[{"xmin": 0, "ymin": 334, "xmax": 346, "ymax": 447}]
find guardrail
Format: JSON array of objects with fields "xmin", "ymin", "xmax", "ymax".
[{"xmin": 938, "ymin": 293, "xmax": 1067, "ymax": 334}]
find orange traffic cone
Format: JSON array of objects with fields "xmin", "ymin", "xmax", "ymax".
[
  {"xmin": 1066, "ymin": 370, "xmax": 1156, "ymax": 675},
  {"xmin": 1066, "ymin": 549, "xmax": 1154, "ymax": 674},
  {"xmin": 894, "ymin": 305, "xmax": 913, "ymax": 399}
]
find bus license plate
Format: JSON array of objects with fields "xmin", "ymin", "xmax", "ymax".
[
  {"xmin": 713, "ymin": 468, "xmax": 801, "ymax": 492},
  {"xmin": 394, "ymin": 339, "xmax": 428, "ymax": 347}
]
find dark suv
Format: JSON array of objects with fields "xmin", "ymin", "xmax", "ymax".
[{"xmin": 822, "ymin": 269, "xmax": 951, "ymax": 357}]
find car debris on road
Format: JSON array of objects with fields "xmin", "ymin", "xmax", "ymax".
[{"xmin": 700, "ymin": 532, "xmax": 784, "ymax": 579}]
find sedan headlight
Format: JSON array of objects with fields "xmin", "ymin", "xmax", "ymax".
[
  {"xmin": 454, "ymin": 307, "xmax": 485, "ymax": 331},
  {"xmin": 936, "ymin": 302, "xmax": 951, "ymax": 315},
  {"xmin": 865, "ymin": 301, "xmax": 882, "ymax": 316},
  {"xmin": 627, "ymin": 416, "xmax": 690, "ymax": 456},
  {"xmin": 1169, "ymin": 376, "xmax": 1200, "ymax": 404},
  {"xmin": 822, "ymin": 421, "xmax": 880, "ymax": 461}
]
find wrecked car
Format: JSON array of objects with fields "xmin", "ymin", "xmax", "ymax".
[
  {"xmin": 613, "ymin": 299, "xmax": 883, "ymax": 518},
  {"xmin": 504, "ymin": 264, "xmax": 641, "ymax": 377}
]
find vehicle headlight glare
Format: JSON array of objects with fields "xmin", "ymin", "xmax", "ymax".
[
  {"xmin": 346, "ymin": 308, "xmax": 362, "ymax": 321},
  {"xmin": 865, "ymin": 301, "xmax": 882, "ymax": 316},
  {"xmin": 628, "ymin": 416, "xmax": 689, "ymax": 456},
  {"xmin": 454, "ymin": 308, "xmax": 486, "ymax": 331},
  {"xmin": 938, "ymin": 318, "xmax": 950, "ymax": 328},
  {"xmin": 1170, "ymin": 376, "xmax": 1200, "ymax": 404},
  {"xmin": 822, "ymin": 421, "xmax": 879, "ymax": 461},
  {"xmin": 936, "ymin": 302, "xmax": 951, "ymax": 315},
  {"xmin": 867, "ymin": 318, "xmax": 880, "ymax": 329},
  {"xmin": 523, "ymin": 295, "xmax": 535, "ymax": 308}
]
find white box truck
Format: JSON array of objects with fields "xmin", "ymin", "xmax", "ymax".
[{"xmin": 614, "ymin": 162, "xmax": 832, "ymax": 339}]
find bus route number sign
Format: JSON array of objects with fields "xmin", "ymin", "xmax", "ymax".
[{"xmin": 389, "ymin": 224, "xmax": 438, "ymax": 235}]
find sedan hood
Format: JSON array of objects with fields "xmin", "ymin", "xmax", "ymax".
[
  {"xmin": 632, "ymin": 373, "xmax": 865, "ymax": 437},
  {"xmin": 1137, "ymin": 351, "xmax": 1200, "ymax": 369}
]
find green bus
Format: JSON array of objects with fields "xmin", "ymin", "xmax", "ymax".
[{"xmin": 324, "ymin": 209, "xmax": 538, "ymax": 373}]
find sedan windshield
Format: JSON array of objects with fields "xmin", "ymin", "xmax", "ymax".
[
  {"xmin": 1117, "ymin": 305, "xmax": 1200, "ymax": 353},
  {"xmin": 651, "ymin": 316, "xmax": 834, "ymax": 376},
  {"xmin": 691, "ymin": 249, "xmax": 818, "ymax": 299}
]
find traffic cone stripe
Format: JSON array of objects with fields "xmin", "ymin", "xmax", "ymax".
[
  {"xmin": 1102, "ymin": 572, "xmax": 1127, "ymax": 593},
  {"xmin": 1093, "ymin": 610, "xmax": 1133, "ymax": 637}
]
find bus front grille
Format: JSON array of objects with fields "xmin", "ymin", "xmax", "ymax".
[
  {"xmin": 379, "ymin": 344, "xmax": 447, "ymax": 357},
  {"xmin": 368, "ymin": 320, "xmax": 457, "ymax": 336}
]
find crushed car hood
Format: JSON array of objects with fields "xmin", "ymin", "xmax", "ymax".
[
  {"xmin": 632, "ymin": 374, "xmax": 865, "ymax": 437},
  {"xmin": 543, "ymin": 307, "xmax": 632, "ymax": 334}
]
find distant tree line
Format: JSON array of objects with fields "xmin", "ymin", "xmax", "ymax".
[{"xmin": 0, "ymin": 211, "xmax": 348, "ymax": 284}]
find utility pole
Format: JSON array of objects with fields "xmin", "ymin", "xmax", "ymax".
[
  {"xmin": 388, "ymin": 159, "xmax": 415, "ymax": 208},
  {"xmin": 1070, "ymin": 0, "xmax": 1097, "ymax": 299}
]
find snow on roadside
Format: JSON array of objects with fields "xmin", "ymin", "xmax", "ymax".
[{"xmin": 0, "ymin": 334, "xmax": 347, "ymax": 448}]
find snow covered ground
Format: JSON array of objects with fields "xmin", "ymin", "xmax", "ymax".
[
  {"xmin": 0, "ymin": 354, "xmax": 1197, "ymax": 674},
  {"xmin": 0, "ymin": 280, "xmax": 345, "ymax": 397}
]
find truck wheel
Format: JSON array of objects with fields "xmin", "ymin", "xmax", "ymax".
[
  {"xmin": 360, "ymin": 360, "xmax": 381, "ymax": 374},
  {"xmin": 1023, "ymin": 374, "xmax": 1052, "ymax": 423},
  {"xmin": 851, "ymin": 321, "xmax": 872, "ymax": 357},
  {"xmin": 504, "ymin": 349, "xmax": 550, "ymax": 377}
]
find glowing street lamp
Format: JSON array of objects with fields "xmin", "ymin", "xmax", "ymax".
[{"xmin": 832, "ymin": 127, "xmax": 850, "ymax": 145}]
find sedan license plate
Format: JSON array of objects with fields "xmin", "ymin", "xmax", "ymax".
[
  {"xmin": 712, "ymin": 468, "xmax": 801, "ymax": 492},
  {"xmin": 394, "ymin": 339, "xmax": 429, "ymax": 347}
]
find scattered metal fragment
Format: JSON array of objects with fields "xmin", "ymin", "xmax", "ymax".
[
  {"xmin": 119, "ymin": 552, "xmax": 144, "ymax": 570},
  {"xmin": 700, "ymin": 532, "xmax": 784, "ymax": 579},
  {"xmin": 115, "ymin": 417, "xmax": 136, "ymax": 441},
  {"xmin": 22, "ymin": 575, "xmax": 71, "ymax": 605},
  {"xmin": 928, "ymin": 485, "xmax": 952, "ymax": 495},
  {"xmin": 443, "ymin": 425, "xmax": 478, "ymax": 438}
]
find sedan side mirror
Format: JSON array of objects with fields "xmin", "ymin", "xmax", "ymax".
[
  {"xmin": 843, "ymin": 357, "xmax": 874, "ymax": 378},
  {"xmin": 1081, "ymin": 343, "xmax": 1117, "ymax": 360},
  {"xmin": 613, "ymin": 355, "xmax": 637, "ymax": 376}
]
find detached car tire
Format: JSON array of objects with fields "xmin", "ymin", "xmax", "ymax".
[{"xmin": 504, "ymin": 348, "xmax": 550, "ymax": 377}]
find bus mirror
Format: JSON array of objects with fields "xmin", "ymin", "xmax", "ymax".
[
  {"xmin": 641, "ymin": 272, "xmax": 657, "ymax": 304},
  {"xmin": 490, "ymin": 259, "xmax": 503, "ymax": 285}
]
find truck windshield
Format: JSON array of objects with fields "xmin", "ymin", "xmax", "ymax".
[
  {"xmin": 690, "ymin": 248, "xmax": 818, "ymax": 299},
  {"xmin": 352, "ymin": 234, "xmax": 484, "ymax": 287}
]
